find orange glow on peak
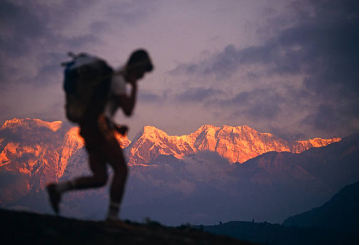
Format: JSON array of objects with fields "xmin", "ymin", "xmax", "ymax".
[
  {"xmin": 127, "ymin": 124, "xmax": 344, "ymax": 166},
  {"xmin": 66, "ymin": 127, "xmax": 84, "ymax": 145},
  {"xmin": 296, "ymin": 137, "xmax": 342, "ymax": 148},
  {"xmin": 1, "ymin": 118, "xmax": 63, "ymax": 132}
]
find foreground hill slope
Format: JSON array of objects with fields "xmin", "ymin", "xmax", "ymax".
[{"xmin": 0, "ymin": 208, "xmax": 257, "ymax": 245}]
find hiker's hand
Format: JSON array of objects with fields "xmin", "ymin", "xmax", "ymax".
[{"xmin": 115, "ymin": 125, "xmax": 128, "ymax": 136}]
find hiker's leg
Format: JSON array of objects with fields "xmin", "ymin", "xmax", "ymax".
[
  {"xmin": 47, "ymin": 127, "xmax": 108, "ymax": 214},
  {"xmin": 53, "ymin": 151, "xmax": 108, "ymax": 193},
  {"xmin": 102, "ymin": 137, "xmax": 128, "ymax": 220},
  {"xmin": 71, "ymin": 151, "xmax": 108, "ymax": 189},
  {"xmin": 47, "ymin": 151, "xmax": 108, "ymax": 214}
]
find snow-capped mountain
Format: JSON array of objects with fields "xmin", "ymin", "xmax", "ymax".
[
  {"xmin": 127, "ymin": 124, "xmax": 340, "ymax": 165},
  {"xmin": 123, "ymin": 133, "xmax": 358, "ymax": 225},
  {"xmin": 0, "ymin": 118, "xmax": 339, "ymax": 196},
  {"xmin": 0, "ymin": 118, "xmax": 355, "ymax": 225},
  {"xmin": 0, "ymin": 118, "xmax": 130, "ymax": 204}
]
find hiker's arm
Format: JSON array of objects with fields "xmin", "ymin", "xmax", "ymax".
[{"xmin": 116, "ymin": 83, "xmax": 137, "ymax": 116}]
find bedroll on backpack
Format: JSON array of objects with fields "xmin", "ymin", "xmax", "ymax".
[{"xmin": 62, "ymin": 52, "xmax": 113, "ymax": 124}]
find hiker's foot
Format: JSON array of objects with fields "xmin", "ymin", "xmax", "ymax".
[
  {"xmin": 46, "ymin": 183, "xmax": 61, "ymax": 214},
  {"xmin": 105, "ymin": 218, "xmax": 132, "ymax": 230}
]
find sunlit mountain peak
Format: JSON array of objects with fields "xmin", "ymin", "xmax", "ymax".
[
  {"xmin": 1, "ymin": 118, "xmax": 63, "ymax": 132},
  {"xmin": 127, "ymin": 124, "xmax": 342, "ymax": 166}
]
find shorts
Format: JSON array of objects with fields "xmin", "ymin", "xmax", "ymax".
[{"xmin": 80, "ymin": 115, "xmax": 116, "ymax": 152}]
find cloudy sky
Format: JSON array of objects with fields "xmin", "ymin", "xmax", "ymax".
[{"xmin": 0, "ymin": 0, "xmax": 358, "ymax": 140}]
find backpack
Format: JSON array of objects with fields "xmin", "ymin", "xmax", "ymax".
[{"xmin": 62, "ymin": 52, "xmax": 113, "ymax": 124}]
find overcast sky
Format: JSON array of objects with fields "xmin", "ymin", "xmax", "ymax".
[{"xmin": 0, "ymin": 0, "xmax": 358, "ymax": 141}]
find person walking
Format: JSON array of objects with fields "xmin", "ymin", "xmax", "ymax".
[{"xmin": 47, "ymin": 49, "xmax": 153, "ymax": 225}]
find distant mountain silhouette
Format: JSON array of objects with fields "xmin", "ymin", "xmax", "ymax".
[
  {"xmin": 200, "ymin": 219, "xmax": 357, "ymax": 245},
  {"xmin": 200, "ymin": 183, "xmax": 359, "ymax": 245},
  {"xmin": 0, "ymin": 208, "xmax": 256, "ymax": 245},
  {"xmin": 283, "ymin": 182, "xmax": 359, "ymax": 235}
]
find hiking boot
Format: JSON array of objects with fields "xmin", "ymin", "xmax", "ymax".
[{"xmin": 46, "ymin": 183, "xmax": 61, "ymax": 214}]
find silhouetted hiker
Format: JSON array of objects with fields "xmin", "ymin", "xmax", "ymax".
[{"xmin": 46, "ymin": 49, "xmax": 154, "ymax": 226}]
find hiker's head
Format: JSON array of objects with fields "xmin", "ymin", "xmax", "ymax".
[{"xmin": 125, "ymin": 49, "xmax": 153, "ymax": 83}]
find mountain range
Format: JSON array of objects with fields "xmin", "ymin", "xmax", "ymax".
[
  {"xmin": 0, "ymin": 118, "xmax": 357, "ymax": 225},
  {"xmin": 127, "ymin": 124, "xmax": 341, "ymax": 165}
]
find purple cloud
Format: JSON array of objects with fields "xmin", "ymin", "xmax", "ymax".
[
  {"xmin": 176, "ymin": 87, "xmax": 226, "ymax": 103},
  {"xmin": 170, "ymin": 0, "xmax": 358, "ymax": 136}
]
